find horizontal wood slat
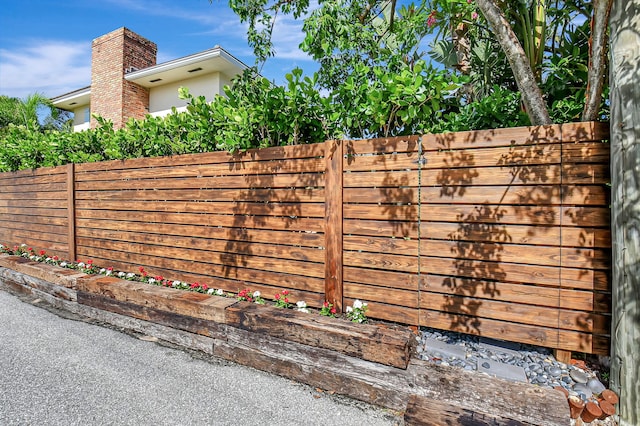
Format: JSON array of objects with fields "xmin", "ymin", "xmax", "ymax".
[
  {"xmin": 75, "ymin": 172, "xmax": 324, "ymax": 191},
  {"xmin": 76, "ymin": 222, "xmax": 323, "ymax": 248},
  {"xmin": 76, "ymin": 200, "xmax": 326, "ymax": 217},
  {"xmin": 75, "ymin": 143, "xmax": 325, "ymax": 173},
  {"xmin": 76, "ymin": 188, "xmax": 325, "ymax": 203},
  {"xmin": 75, "ymin": 210, "xmax": 325, "ymax": 233}
]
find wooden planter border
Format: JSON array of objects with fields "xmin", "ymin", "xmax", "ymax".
[{"xmin": 0, "ymin": 254, "xmax": 413, "ymax": 369}]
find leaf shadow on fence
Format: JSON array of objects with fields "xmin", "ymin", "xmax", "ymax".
[
  {"xmin": 343, "ymin": 136, "xmax": 420, "ymax": 319},
  {"xmin": 219, "ymin": 145, "xmax": 322, "ymax": 301},
  {"xmin": 346, "ymin": 137, "xmax": 420, "ymax": 239},
  {"xmin": 427, "ymin": 124, "xmax": 609, "ymax": 352}
]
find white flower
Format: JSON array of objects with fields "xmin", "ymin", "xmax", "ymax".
[
  {"xmin": 296, "ymin": 300, "xmax": 307, "ymax": 308},
  {"xmin": 253, "ymin": 291, "xmax": 261, "ymax": 298},
  {"xmin": 60, "ymin": 262, "xmax": 67, "ymax": 267},
  {"xmin": 117, "ymin": 271, "xmax": 125, "ymax": 277},
  {"xmin": 215, "ymin": 289, "xmax": 224, "ymax": 296},
  {"xmin": 99, "ymin": 268, "xmax": 106, "ymax": 274},
  {"xmin": 353, "ymin": 300, "xmax": 363, "ymax": 310},
  {"xmin": 20, "ymin": 244, "xmax": 27, "ymax": 247},
  {"xmin": 126, "ymin": 272, "xmax": 135, "ymax": 278},
  {"xmin": 78, "ymin": 262, "xmax": 85, "ymax": 268},
  {"xmin": 105, "ymin": 269, "xmax": 112, "ymax": 276},
  {"xmin": 148, "ymin": 278, "xmax": 155, "ymax": 284},
  {"xmin": 45, "ymin": 257, "xmax": 52, "ymax": 262},
  {"xmin": 346, "ymin": 306, "xmax": 353, "ymax": 313},
  {"xmin": 172, "ymin": 280, "xmax": 181, "ymax": 287},
  {"xmin": 29, "ymin": 255, "xmax": 36, "ymax": 260},
  {"xmin": 207, "ymin": 288, "xmax": 215, "ymax": 295},
  {"xmin": 297, "ymin": 307, "xmax": 310, "ymax": 313}
]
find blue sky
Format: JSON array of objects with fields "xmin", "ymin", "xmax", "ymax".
[{"xmin": 0, "ymin": 0, "xmax": 319, "ymax": 99}]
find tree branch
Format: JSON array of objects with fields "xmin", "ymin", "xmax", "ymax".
[
  {"xmin": 582, "ymin": 0, "xmax": 613, "ymax": 121},
  {"xmin": 476, "ymin": 0, "xmax": 551, "ymax": 125}
]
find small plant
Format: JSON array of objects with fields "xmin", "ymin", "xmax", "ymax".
[
  {"xmin": 45, "ymin": 254, "xmax": 60, "ymax": 265},
  {"xmin": 320, "ymin": 301, "xmax": 337, "ymax": 317},
  {"xmin": 139, "ymin": 266, "xmax": 148, "ymax": 279},
  {"xmin": 296, "ymin": 300, "xmax": 310, "ymax": 313},
  {"xmin": 190, "ymin": 282, "xmax": 210, "ymax": 293},
  {"xmin": 274, "ymin": 290, "xmax": 291, "ymax": 308},
  {"xmin": 237, "ymin": 289, "xmax": 265, "ymax": 304},
  {"xmin": 346, "ymin": 299, "xmax": 368, "ymax": 323},
  {"xmin": 76, "ymin": 259, "xmax": 99, "ymax": 274}
]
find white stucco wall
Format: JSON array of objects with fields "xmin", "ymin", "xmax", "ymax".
[
  {"xmin": 148, "ymin": 72, "xmax": 227, "ymax": 117},
  {"xmin": 71, "ymin": 106, "xmax": 90, "ymax": 132}
]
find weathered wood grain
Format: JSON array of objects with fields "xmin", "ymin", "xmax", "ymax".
[
  {"xmin": 0, "ymin": 255, "xmax": 84, "ymax": 290},
  {"xmin": 404, "ymin": 394, "xmax": 539, "ymax": 425},
  {"xmin": 226, "ymin": 301, "xmax": 414, "ymax": 368},
  {"xmin": 76, "ymin": 276, "xmax": 236, "ymax": 322},
  {"xmin": 77, "ymin": 291, "xmax": 228, "ymax": 339}
]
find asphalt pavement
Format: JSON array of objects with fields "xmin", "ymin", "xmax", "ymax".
[{"xmin": 0, "ymin": 290, "xmax": 400, "ymax": 426}]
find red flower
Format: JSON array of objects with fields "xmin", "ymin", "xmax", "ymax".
[
  {"xmin": 330, "ymin": 307, "xmax": 337, "ymax": 314},
  {"xmin": 427, "ymin": 10, "xmax": 437, "ymax": 27},
  {"xmin": 87, "ymin": 259, "xmax": 93, "ymax": 265},
  {"xmin": 284, "ymin": 298, "xmax": 289, "ymax": 303},
  {"xmin": 39, "ymin": 250, "xmax": 46, "ymax": 256},
  {"xmin": 282, "ymin": 290, "xmax": 289, "ymax": 296},
  {"xmin": 275, "ymin": 294, "xmax": 281, "ymax": 300},
  {"xmin": 53, "ymin": 255, "xmax": 59, "ymax": 261},
  {"xmin": 202, "ymin": 283, "xmax": 209, "ymax": 291}
]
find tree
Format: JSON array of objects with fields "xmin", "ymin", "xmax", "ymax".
[
  {"xmin": 609, "ymin": 0, "xmax": 640, "ymax": 424},
  {"xmin": 475, "ymin": 0, "xmax": 550, "ymax": 124},
  {"xmin": 0, "ymin": 93, "xmax": 70, "ymax": 132},
  {"xmin": 582, "ymin": 0, "xmax": 613, "ymax": 121},
  {"xmin": 227, "ymin": 0, "xmax": 611, "ymax": 126}
]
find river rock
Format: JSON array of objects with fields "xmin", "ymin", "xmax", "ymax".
[
  {"xmin": 573, "ymin": 383, "xmax": 593, "ymax": 399},
  {"xmin": 570, "ymin": 369, "xmax": 589, "ymax": 384},
  {"xmin": 587, "ymin": 378, "xmax": 606, "ymax": 394}
]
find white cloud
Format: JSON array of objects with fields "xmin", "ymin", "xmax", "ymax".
[
  {"xmin": 0, "ymin": 40, "xmax": 90, "ymax": 99},
  {"xmin": 104, "ymin": 0, "xmax": 233, "ymax": 26},
  {"xmin": 269, "ymin": 14, "xmax": 314, "ymax": 61}
]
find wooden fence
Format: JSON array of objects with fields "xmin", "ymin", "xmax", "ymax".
[{"xmin": 0, "ymin": 122, "xmax": 611, "ymax": 355}]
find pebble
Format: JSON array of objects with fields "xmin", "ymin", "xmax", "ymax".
[
  {"xmin": 548, "ymin": 367, "xmax": 562, "ymax": 377},
  {"xmin": 587, "ymin": 377, "xmax": 606, "ymax": 394},
  {"xmin": 573, "ymin": 382, "xmax": 593, "ymax": 399},
  {"xmin": 416, "ymin": 327, "xmax": 605, "ymax": 393},
  {"xmin": 570, "ymin": 369, "xmax": 589, "ymax": 384}
]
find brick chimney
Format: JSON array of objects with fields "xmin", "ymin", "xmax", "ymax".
[{"xmin": 90, "ymin": 27, "xmax": 157, "ymax": 129}]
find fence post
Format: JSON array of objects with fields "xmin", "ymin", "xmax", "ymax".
[
  {"xmin": 67, "ymin": 163, "xmax": 76, "ymax": 261},
  {"xmin": 325, "ymin": 140, "xmax": 343, "ymax": 312}
]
